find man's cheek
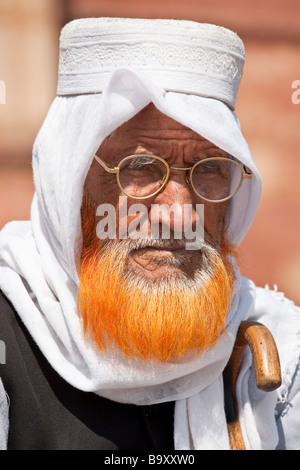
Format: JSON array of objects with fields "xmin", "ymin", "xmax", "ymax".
[{"xmin": 203, "ymin": 203, "xmax": 228, "ymax": 242}]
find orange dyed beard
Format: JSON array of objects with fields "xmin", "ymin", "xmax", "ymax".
[{"xmin": 77, "ymin": 195, "xmax": 237, "ymax": 363}]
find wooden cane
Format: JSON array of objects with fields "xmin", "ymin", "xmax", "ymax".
[{"xmin": 223, "ymin": 321, "xmax": 282, "ymax": 450}]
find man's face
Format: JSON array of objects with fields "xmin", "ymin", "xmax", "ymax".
[
  {"xmin": 84, "ymin": 104, "xmax": 229, "ymax": 283},
  {"xmin": 79, "ymin": 104, "xmax": 236, "ymax": 362}
]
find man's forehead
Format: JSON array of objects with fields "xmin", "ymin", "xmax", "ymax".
[
  {"xmin": 119, "ymin": 104, "xmax": 193, "ymax": 132},
  {"xmin": 101, "ymin": 104, "xmax": 219, "ymax": 151}
]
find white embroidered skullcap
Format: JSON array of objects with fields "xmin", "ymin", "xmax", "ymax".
[{"xmin": 57, "ymin": 17, "xmax": 245, "ymax": 110}]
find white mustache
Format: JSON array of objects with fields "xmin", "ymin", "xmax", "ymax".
[{"xmin": 125, "ymin": 234, "xmax": 206, "ymax": 252}]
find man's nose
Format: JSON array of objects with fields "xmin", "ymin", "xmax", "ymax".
[{"xmin": 149, "ymin": 174, "xmax": 201, "ymax": 235}]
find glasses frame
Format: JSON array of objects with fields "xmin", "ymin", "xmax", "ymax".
[{"xmin": 93, "ymin": 154, "xmax": 252, "ymax": 203}]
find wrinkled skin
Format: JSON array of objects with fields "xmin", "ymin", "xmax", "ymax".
[{"xmin": 84, "ymin": 104, "xmax": 229, "ymax": 281}]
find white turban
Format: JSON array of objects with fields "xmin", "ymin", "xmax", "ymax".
[{"xmin": 0, "ymin": 18, "xmax": 272, "ymax": 450}]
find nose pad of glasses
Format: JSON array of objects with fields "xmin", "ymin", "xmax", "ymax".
[
  {"xmin": 159, "ymin": 173, "xmax": 191, "ymax": 188},
  {"xmin": 159, "ymin": 175, "xmax": 168, "ymax": 185},
  {"xmin": 185, "ymin": 175, "xmax": 191, "ymax": 185}
]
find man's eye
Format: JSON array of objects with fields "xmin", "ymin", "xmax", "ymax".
[
  {"xmin": 127, "ymin": 161, "xmax": 146, "ymax": 170},
  {"xmin": 199, "ymin": 161, "xmax": 220, "ymax": 173},
  {"xmin": 126, "ymin": 157, "xmax": 157, "ymax": 170}
]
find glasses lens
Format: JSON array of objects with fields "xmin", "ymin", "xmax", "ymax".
[
  {"xmin": 118, "ymin": 155, "xmax": 168, "ymax": 198},
  {"xmin": 191, "ymin": 158, "xmax": 242, "ymax": 201}
]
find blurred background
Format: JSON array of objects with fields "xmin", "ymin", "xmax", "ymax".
[{"xmin": 0, "ymin": 0, "xmax": 299, "ymax": 304}]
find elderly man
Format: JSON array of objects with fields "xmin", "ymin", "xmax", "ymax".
[{"xmin": 0, "ymin": 18, "xmax": 299, "ymax": 451}]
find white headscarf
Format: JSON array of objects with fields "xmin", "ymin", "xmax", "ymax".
[{"xmin": 0, "ymin": 18, "xmax": 272, "ymax": 449}]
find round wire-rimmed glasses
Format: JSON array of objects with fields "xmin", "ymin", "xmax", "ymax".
[{"xmin": 93, "ymin": 154, "xmax": 252, "ymax": 203}]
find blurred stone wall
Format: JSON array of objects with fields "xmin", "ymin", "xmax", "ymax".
[{"xmin": 0, "ymin": 0, "xmax": 61, "ymax": 162}]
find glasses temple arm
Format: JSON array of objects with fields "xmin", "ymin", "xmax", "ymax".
[
  {"xmin": 242, "ymin": 165, "xmax": 252, "ymax": 179},
  {"xmin": 94, "ymin": 155, "xmax": 118, "ymax": 174}
]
